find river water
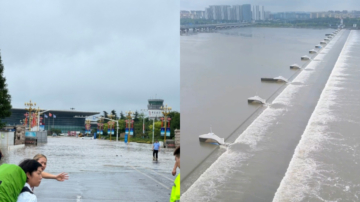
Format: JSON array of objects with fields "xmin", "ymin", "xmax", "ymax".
[
  {"xmin": 181, "ymin": 27, "xmax": 357, "ymax": 201},
  {"xmin": 0, "ymin": 137, "xmax": 177, "ymax": 201}
]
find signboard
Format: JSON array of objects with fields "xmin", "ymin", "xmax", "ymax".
[
  {"xmin": 25, "ymin": 131, "xmax": 36, "ymax": 138},
  {"xmin": 39, "ymin": 125, "xmax": 45, "ymax": 131},
  {"xmin": 124, "ymin": 134, "xmax": 128, "ymax": 143},
  {"xmin": 130, "ymin": 128, "xmax": 133, "ymax": 136},
  {"xmin": 160, "ymin": 127, "xmax": 171, "ymax": 137},
  {"xmin": 148, "ymin": 110, "xmax": 163, "ymax": 119}
]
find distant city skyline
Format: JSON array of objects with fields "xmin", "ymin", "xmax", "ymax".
[{"xmin": 181, "ymin": 0, "xmax": 360, "ymax": 13}]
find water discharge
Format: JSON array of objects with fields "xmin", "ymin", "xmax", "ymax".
[
  {"xmin": 182, "ymin": 28, "xmax": 352, "ymax": 201},
  {"xmin": 274, "ymin": 30, "xmax": 360, "ymax": 202}
]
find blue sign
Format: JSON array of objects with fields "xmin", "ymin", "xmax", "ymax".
[
  {"xmin": 94, "ymin": 133, "xmax": 97, "ymax": 139},
  {"xmin": 160, "ymin": 128, "xmax": 170, "ymax": 137},
  {"xmin": 124, "ymin": 134, "xmax": 128, "ymax": 143},
  {"xmin": 25, "ymin": 132, "xmax": 36, "ymax": 138},
  {"xmin": 125, "ymin": 128, "xmax": 129, "ymax": 135},
  {"xmin": 130, "ymin": 128, "xmax": 133, "ymax": 136}
]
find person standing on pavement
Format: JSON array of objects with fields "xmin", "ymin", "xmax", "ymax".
[
  {"xmin": 152, "ymin": 140, "xmax": 160, "ymax": 161},
  {"xmin": 170, "ymin": 146, "xmax": 180, "ymax": 202}
]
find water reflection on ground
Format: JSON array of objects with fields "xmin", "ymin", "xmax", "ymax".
[{"xmin": 0, "ymin": 137, "xmax": 177, "ymax": 201}]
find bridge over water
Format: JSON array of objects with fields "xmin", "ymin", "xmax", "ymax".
[{"xmin": 180, "ymin": 23, "xmax": 251, "ymax": 33}]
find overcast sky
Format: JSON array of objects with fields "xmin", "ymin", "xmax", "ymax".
[
  {"xmin": 0, "ymin": 0, "xmax": 179, "ymax": 115},
  {"xmin": 181, "ymin": 0, "xmax": 360, "ymax": 12}
]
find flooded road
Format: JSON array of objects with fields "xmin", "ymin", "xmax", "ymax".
[{"xmin": 0, "ymin": 137, "xmax": 177, "ymax": 201}]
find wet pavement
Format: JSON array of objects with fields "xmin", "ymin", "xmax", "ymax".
[{"xmin": 0, "ymin": 137, "xmax": 177, "ymax": 201}]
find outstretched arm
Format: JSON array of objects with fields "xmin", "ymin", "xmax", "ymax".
[
  {"xmin": 172, "ymin": 162, "xmax": 177, "ymax": 176},
  {"xmin": 42, "ymin": 171, "xmax": 69, "ymax": 181}
]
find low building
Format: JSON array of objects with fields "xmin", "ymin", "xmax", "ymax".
[{"xmin": 2, "ymin": 108, "xmax": 99, "ymax": 133}]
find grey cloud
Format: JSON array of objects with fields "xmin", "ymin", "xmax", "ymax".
[{"xmin": 0, "ymin": 0, "xmax": 179, "ymax": 114}]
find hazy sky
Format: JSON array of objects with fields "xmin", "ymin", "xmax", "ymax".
[
  {"xmin": 181, "ymin": 0, "xmax": 360, "ymax": 12},
  {"xmin": 0, "ymin": 0, "xmax": 179, "ymax": 115}
]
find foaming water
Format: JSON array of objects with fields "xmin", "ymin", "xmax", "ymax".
[
  {"xmin": 182, "ymin": 30, "xmax": 346, "ymax": 201},
  {"xmin": 274, "ymin": 30, "xmax": 360, "ymax": 201}
]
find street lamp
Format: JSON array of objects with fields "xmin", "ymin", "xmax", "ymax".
[
  {"xmin": 25, "ymin": 100, "xmax": 36, "ymax": 131},
  {"xmin": 107, "ymin": 114, "xmax": 115, "ymax": 141},
  {"xmin": 97, "ymin": 117, "xmax": 104, "ymax": 139},
  {"xmin": 140, "ymin": 109, "xmax": 147, "ymax": 136},
  {"xmin": 85, "ymin": 120, "xmax": 91, "ymax": 136},
  {"xmin": 37, "ymin": 109, "xmax": 50, "ymax": 132},
  {"xmin": 125, "ymin": 110, "xmax": 134, "ymax": 144},
  {"xmin": 160, "ymin": 104, "xmax": 172, "ymax": 148},
  {"xmin": 100, "ymin": 115, "xmax": 119, "ymax": 142}
]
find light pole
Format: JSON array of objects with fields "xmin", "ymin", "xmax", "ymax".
[
  {"xmin": 107, "ymin": 114, "xmax": 115, "ymax": 141},
  {"xmin": 160, "ymin": 104, "xmax": 171, "ymax": 148},
  {"xmin": 101, "ymin": 116, "xmax": 119, "ymax": 142},
  {"xmin": 125, "ymin": 110, "xmax": 134, "ymax": 144},
  {"xmin": 25, "ymin": 100, "xmax": 36, "ymax": 131},
  {"xmin": 140, "ymin": 109, "xmax": 147, "ymax": 137},
  {"xmin": 35, "ymin": 107, "xmax": 49, "ymax": 132},
  {"xmin": 85, "ymin": 120, "xmax": 91, "ymax": 136},
  {"xmin": 97, "ymin": 117, "xmax": 104, "ymax": 139}
]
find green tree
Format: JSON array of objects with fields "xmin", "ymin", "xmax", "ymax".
[
  {"xmin": 148, "ymin": 121, "xmax": 162, "ymax": 140},
  {"xmin": 0, "ymin": 52, "xmax": 12, "ymax": 128},
  {"xmin": 117, "ymin": 119, "xmax": 125, "ymax": 133},
  {"xmin": 119, "ymin": 111, "xmax": 125, "ymax": 120},
  {"xmin": 134, "ymin": 110, "xmax": 139, "ymax": 122},
  {"xmin": 169, "ymin": 111, "xmax": 180, "ymax": 138},
  {"xmin": 111, "ymin": 110, "xmax": 118, "ymax": 119}
]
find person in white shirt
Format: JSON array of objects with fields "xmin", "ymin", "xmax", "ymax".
[{"xmin": 17, "ymin": 159, "xmax": 43, "ymax": 202}]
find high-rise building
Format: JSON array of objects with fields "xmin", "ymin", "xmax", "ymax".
[
  {"xmin": 190, "ymin": 10, "xmax": 205, "ymax": 19},
  {"xmin": 205, "ymin": 7, "xmax": 213, "ymax": 19},
  {"xmin": 242, "ymin": 4, "xmax": 252, "ymax": 22},
  {"xmin": 253, "ymin": 5, "xmax": 260, "ymax": 20},
  {"xmin": 261, "ymin": 6, "xmax": 265, "ymax": 20},
  {"xmin": 234, "ymin": 5, "xmax": 243, "ymax": 21},
  {"xmin": 205, "ymin": 4, "xmax": 253, "ymax": 22},
  {"xmin": 220, "ymin": 5, "xmax": 231, "ymax": 20}
]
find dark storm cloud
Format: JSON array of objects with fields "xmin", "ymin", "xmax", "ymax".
[
  {"xmin": 181, "ymin": 0, "xmax": 360, "ymax": 12},
  {"xmin": 0, "ymin": 0, "xmax": 179, "ymax": 114}
]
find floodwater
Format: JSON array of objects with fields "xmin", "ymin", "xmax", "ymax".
[
  {"xmin": 0, "ymin": 137, "xmax": 177, "ymax": 201},
  {"xmin": 181, "ymin": 27, "xmax": 357, "ymax": 201}
]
